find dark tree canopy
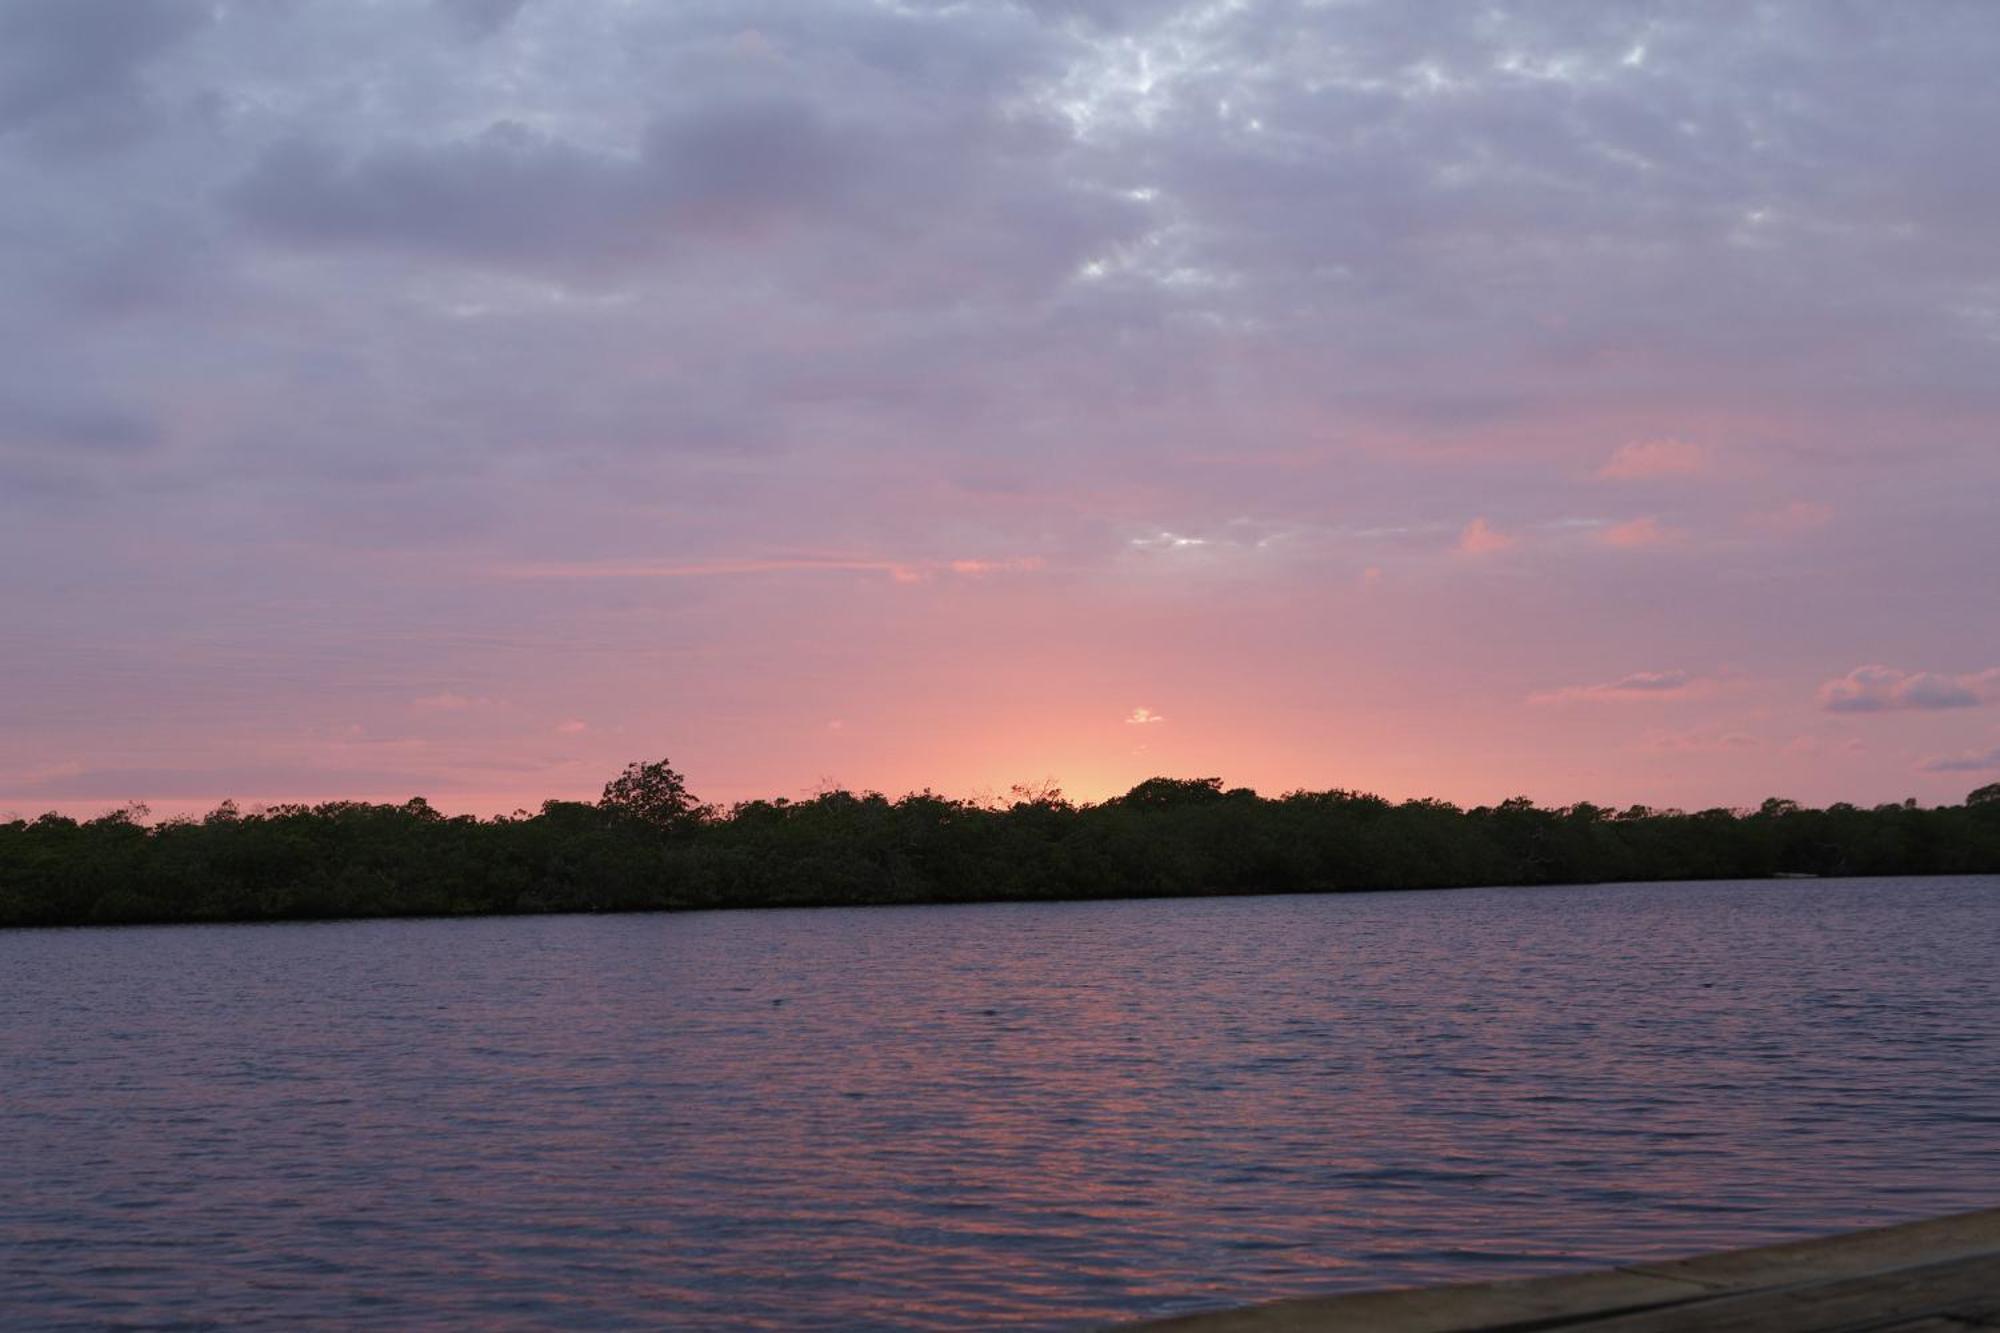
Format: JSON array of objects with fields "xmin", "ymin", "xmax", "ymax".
[
  {"xmin": 2, "ymin": 764, "xmax": 1998, "ymax": 929},
  {"xmin": 1116, "ymin": 776, "xmax": 1226, "ymax": 809}
]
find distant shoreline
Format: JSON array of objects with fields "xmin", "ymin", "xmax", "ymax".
[
  {"xmin": 7, "ymin": 870, "xmax": 1999, "ymax": 936},
  {"xmin": 6, "ymin": 767, "xmax": 1996, "ymax": 930}
]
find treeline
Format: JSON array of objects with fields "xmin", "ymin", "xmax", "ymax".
[{"xmin": 3, "ymin": 762, "xmax": 1998, "ymax": 928}]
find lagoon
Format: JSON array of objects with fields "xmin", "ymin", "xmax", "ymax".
[{"xmin": 4, "ymin": 876, "xmax": 1998, "ymax": 1329}]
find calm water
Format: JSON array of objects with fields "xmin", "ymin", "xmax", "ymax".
[{"xmin": 4, "ymin": 876, "xmax": 1999, "ymax": 1330}]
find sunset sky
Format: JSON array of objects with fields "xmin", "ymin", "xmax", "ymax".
[{"xmin": 3, "ymin": 0, "xmax": 1996, "ymax": 818}]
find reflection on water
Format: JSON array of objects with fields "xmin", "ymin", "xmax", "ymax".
[{"xmin": 4, "ymin": 876, "xmax": 1999, "ymax": 1329}]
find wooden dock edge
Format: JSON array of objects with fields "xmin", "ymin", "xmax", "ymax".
[{"xmin": 1121, "ymin": 1207, "xmax": 2000, "ymax": 1331}]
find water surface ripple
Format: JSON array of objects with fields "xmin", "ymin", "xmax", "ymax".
[{"xmin": 4, "ymin": 876, "xmax": 1998, "ymax": 1329}]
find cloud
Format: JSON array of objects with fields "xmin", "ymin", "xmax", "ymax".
[
  {"xmin": 947, "ymin": 557, "xmax": 1046, "ymax": 576},
  {"xmin": 1921, "ymin": 746, "xmax": 2000, "ymax": 774},
  {"xmin": 228, "ymin": 127, "xmax": 670, "ymax": 267},
  {"xmin": 496, "ymin": 555, "xmax": 1044, "ymax": 583},
  {"xmin": 0, "ymin": 0, "xmax": 210, "ymax": 148},
  {"xmin": 1457, "ymin": 517, "xmax": 1515, "ymax": 555},
  {"xmin": 1125, "ymin": 707, "xmax": 1164, "ymax": 725},
  {"xmin": 501, "ymin": 557, "xmax": 923, "ymax": 582},
  {"xmin": 1818, "ymin": 666, "xmax": 2000, "ymax": 713},
  {"xmin": 555, "ymin": 719, "xmax": 588, "ymax": 734},
  {"xmin": 1642, "ymin": 728, "xmax": 1762, "ymax": 753},
  {"xmin": 1606, "ymin": 670, "xmax": 1696, "ymax": 694},
  {"xmin": 1533, "ymin": 669, "xmax": 1709, "ymax": 704},
  {"xmin": 0, "ymin": 397, "xmax": 160, "ymax": 454},
  {"xmin": 226, "ymin": 72, "xmax": 1137, "ymax": 289},
  {"xmin": 436, "ymin": 0, "xmax": 531, "ymax": 39},
  {"xmin": 1598, "ymin": 516, "xmax": 1678, "ymax": 548},
  {"xmin": 412, "ymin": 692, "xmax": 492, "ymax": 711},
  {"xmin": 1746, "ymin": 500, "xmax": 1835, "ymax": 536},
  {"xmin": 1596, "ymin": 440, "xmax": 1709, "ymax": 480},
  {"xmin": 1130, "ymin": 531, "xmax": 1210, "ymax": 551},
  {"xmin": 1, "ymin": 764, "xmax": 471, "ymax": 803}
]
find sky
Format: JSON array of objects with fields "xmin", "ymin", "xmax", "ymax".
[{"xmin": 2, "ymin": 0, "xmax": 1997, "ymax": 818}]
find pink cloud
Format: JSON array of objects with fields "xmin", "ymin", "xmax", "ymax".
[
  {"xmin": 947, "ymin": 557, "xmax": 1046, "ymax": 576},
  {"xmin": 1125, "ymin": 707, "xmax": 1165, "ymax": 725},
  {"xmin": 1457, "ymin": 517, "xmax": 1515, "ymax": 555},
  {"xmin": 1598, "ymin": 516, "xmax": 1679, "ymax": 548},
  {"xmin": 498, "ymin": 555, "xmax": 1043, "ymax": 584},
  {"xmin": 1817, "ymin": 665, "xmax": 2000, "ymax": 713},
  {"xmin": 1597, "ymin": 440, "xmax": 1709, "ymax": 480}
]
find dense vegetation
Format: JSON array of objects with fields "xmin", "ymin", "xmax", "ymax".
[{"xmin": 4, "ymin": 761, "xmax": 1998, "ymax": 928}]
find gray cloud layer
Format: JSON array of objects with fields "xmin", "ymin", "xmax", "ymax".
[{"xmin": 6, "ymin": 1, "xmax": 1997, "ymax": 499}]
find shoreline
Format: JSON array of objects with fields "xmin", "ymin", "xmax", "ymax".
[{"xmin": 3, "ymin": 869, "xmax": 1996, "ymax": 934}]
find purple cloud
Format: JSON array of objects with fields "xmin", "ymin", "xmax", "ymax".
[
  {"xmin": 436, "ymin": 0, "xmax": 531, "ymax": 40},
  {"xmin": 1818, "ymin": 666, "xmax": 2000, "ymax": 713},
  {"xmin": 1534, "ymin": 671, "xmax": 1712, "ymax": 704},
  {"xmin": 1921, "ymin": 747, "xmax": 2000, "ymax": 775}
]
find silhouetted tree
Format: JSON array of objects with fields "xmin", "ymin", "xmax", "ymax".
[
  {"xmin": 600, "ymin": 759, "xmax": 706, "ymax": 829},
  {"xmin": 1008, "ymin": 780, "xmax": 1071, "ymax": 812}
]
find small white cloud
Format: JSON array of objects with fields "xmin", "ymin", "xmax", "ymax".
[{"xmin": 1126, "ymin": 707, "xmax": 1164, "ymax": 725}]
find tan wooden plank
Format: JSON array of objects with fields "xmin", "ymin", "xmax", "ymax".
[
  {"xmin": 1127, "ymin": 1269, "xmax": 1713, "ymax": 1332},
  {"xmin": 1625, "ymin": 1210, "xmax": 2000, "ymax": 1292},
  {"xmin": 1579, "ymin": 1253, "xmax": 2000, "ymax": 1332},
  {"xmin": 1124, "ymin": 1208, "xmax": 2000, "ymax": 1332}
]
